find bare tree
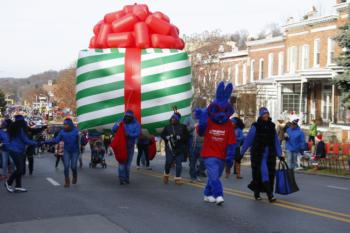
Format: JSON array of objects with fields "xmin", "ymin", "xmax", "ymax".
[
  {"xmin": 53, "ymin": 68, "xmax": 76, "ymax": 112},
  {"xmin": 229, "ymin": 30, "xmax": 249, "ymax": 49}
]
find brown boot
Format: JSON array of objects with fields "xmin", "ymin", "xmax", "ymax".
[
  {"xmin": 225, "ymin": 166, "xmax": 231, "ymax": 178},
  {"xmin": 64, "ymin": 177, "xmax": 70, "ymax": 188},
  {"xmin": 72, "ymin": 171, "xmax": 77, "ymax": 184},
  {"xmin": 163, "ymin": 174, "xmax": 169, "ymax": 184},
  {"xmin": 236, "ymin": 163, "xmax": 243, "ymax": 179},
  {"xmin": 174, "ymin": 177, "xmax": 183, "ymax": 185},
  {"xmin": 72, "ymin": 175, "xmax": 77, "ymax": 184}
]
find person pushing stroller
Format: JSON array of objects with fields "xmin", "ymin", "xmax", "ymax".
[{"xmin": 89, "ymin": 141, "xmax": 107, "ymax": 168}]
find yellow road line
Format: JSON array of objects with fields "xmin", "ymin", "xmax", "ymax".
[
  {"xmin": 93, "ymin": 157, "xmax": 350, "ymax": 224},
  {"xmin": 135, "ymin": 169, "xmax": 350, "ymax": 224}
]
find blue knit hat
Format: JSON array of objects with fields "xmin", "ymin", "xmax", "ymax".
[
  {"xmin": 259, "ymin": 107, "xmax": 269, "ymax": 117},
  {"xmin": 63, "ymin": 118, "xmax": 74, "ymax": 128},
  {"xmin": 14, "ymin": 115, "xmax": 25, "ymax": 121},
  {"xmin": 171, "ymin": 113, "xmax": 180, "ymax": 122},
  {"xmin": 125, "ymin": 110, "xmax": 134, "ymax": 117}
]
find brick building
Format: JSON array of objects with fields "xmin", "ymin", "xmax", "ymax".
[
  {"xmin": 194, "ymin": 0, "xmax": 350, "ymax": 140},
  {"xmin": 192, "ymin": 0, "xmax": 350, "ymax": 140}
]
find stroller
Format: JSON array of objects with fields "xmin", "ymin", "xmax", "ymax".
[{"xmin": 89, "ymin": 141, "xmax": 107, "ymax": 168}]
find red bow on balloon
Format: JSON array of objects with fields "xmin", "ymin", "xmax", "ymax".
[{"xmin": 89, "ymin": 4, "xmax": 185, "ymax": 50}]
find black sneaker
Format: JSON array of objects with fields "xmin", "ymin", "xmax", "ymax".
[
  {"xmin": 254, "ymin": 192, "xmax": 262, "ymax": 201},
  {"xmin": 4, "ymin": 181, "xmax": 14, "ymax": 193},
  {"xmin": 14, "ymin": 187, "xmax": 28, "ymax": 193},
  {"xmin": 268, "ymin": 196, "xmax": 277, "ymax": 203}
]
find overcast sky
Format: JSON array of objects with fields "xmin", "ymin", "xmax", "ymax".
[{"xmin": 0, "ymin": 0, "xmax": 334, "ymax": 78}]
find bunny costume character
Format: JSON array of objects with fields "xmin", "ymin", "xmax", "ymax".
[{"xmin": 195, "ymin": 81, "xmax": 236, "ymax": 205}]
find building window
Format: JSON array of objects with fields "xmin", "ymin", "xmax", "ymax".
[
  {"xmin": 259, "ymin": 59, "xmax": 264, "ymax": 80},
  {"xmin": 282, "ymin": 84, "xmax": 305, "ymax": 114},
  {"xmin": 327, "ymin": 38, "xmax": 335, "ymax": 65},
  {"xmin": 268, "ymin": 53, "xmax": 274, "ymax": 77},
  {"xmin": 337, "ymin": 103, "xmax": 350, "ymax": 124},
  {"xmin": 250, "ymin": 60, "xmax": 255, "ymax": 82},
  {"xmin": 322, "ymin": 86, "xmax": 332, "ymax": 123},
  {"xmin": 288, "ymin": 46, "xmax": 297, "ymax": 73},
  {"xmin": 243, "ymin": 63, "xmax": 247, "ymax": 85},
  {"xmin": 235, "ymin": 64, "xmax": 239, "ymax": 86},
  {"xmin": 301, "ymin": 44, "xmax": 310, "ymax": 70},
  {"xmin": 278, "ymin": 52, "xmax": 284, "ymax": 75},
  {"xmin": 314, "ymin": 38, "xmax": 321, "ymax": 67}
]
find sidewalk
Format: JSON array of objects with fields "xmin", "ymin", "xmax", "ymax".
[{"xmin": 240, "ymin": 158, "xmax": 350, "ymax": 179}]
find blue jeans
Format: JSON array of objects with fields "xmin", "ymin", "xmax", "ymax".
[
  {"xmin": 187, "ymin": 135, "xmax": 193, "ymax": 161},
  {"xmin": 286, "ymin": 150, "xmax": 298, "ymax": 170},
  {"xmin": 118, "ymin": 142, "xmax": 135, "ymax": 182},
  {"xmin": 63, "ymin": 150, "xmax": 79, "ymax": 178},
  {"xmin": 165, "ymin": 148, "xmax": 184, "ymax": 178},
  {"xmin": 189, "ymin": 145, "xmax": 205, "ymax": 179},
  {"xmin": 1, "ymin": 151, "xmax": 10, "ymax": 176},
  {"xmin": 204, "ymin": 157, "xmax": 225, "ymax": 198}
]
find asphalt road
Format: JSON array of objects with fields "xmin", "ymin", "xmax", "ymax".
[{"xmin": 0, "ymin": 150, "xmax": 349, "ymax": 233}]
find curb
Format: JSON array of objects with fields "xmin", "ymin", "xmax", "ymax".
[
  {"xmin": 241, "ymin": 163, "xmax": 350, "ymax": 179},
  {"xmin": 295, "ymin": 170, "xmax": 350, "ymax": 180}
]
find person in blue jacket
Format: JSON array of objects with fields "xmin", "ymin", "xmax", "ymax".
[
  {"xmin": 111, "ymin": 110, "xmax": 141, "ymax": 185},
  {"xmin": 0, "ymin": 119, "xmax": 12, "ymax": 179},
  {"xmin": 46, "ymin": 118, "xmax": 80, "ymax": 188},
  {"xmin": 4, "ymin": 115, "xmax": 39, "ymax": 193},
  {"xmin": 285, "ymin": 118, "xmax": 305, "ymax": 170},
  {"xmin": 241, "ymin": 107, "xmax": 283, "ymax": 202}
]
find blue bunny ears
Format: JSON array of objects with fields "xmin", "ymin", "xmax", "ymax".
[{"xmin": 215, "ymin": 81, "xmax": 234, "ymax": 105}]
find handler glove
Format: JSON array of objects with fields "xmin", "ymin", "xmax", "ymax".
[{"xmin": 284, "ymin": 132, "xmax": 289, "ymax": 140}]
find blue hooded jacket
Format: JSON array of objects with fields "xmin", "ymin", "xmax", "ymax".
[
  {"xmin": 49, "ymin": 128, "xmax": 80, "ymax": 153},
  {"xmin": 286, "ymin": 126, "xmax": 305, "ymax": 153},
  {"xmin": 235, "ymin": 127, "xmax": 245, "ymax": 146},
  {"xmin": 54, "ymin": 128, "xmax": 79, "ymax": 153},
  {"xmin": 0, "ymin": 129, "xmax": 10, "ymax": 152},
  {"xmin": 47, "ymin": 119, "xmax": 80, "ymax": 153},
  {"xmin": 8, "ymin": 129, "xmax": 37, "ymax": 154},
  {"xmin": 111, "ymin": 111, "xmax": 141, "ymax": 145}
]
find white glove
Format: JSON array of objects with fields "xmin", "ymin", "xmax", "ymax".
[
  {"xmin": 176, "ymin": 135, "xmax": 181, "ymax": 140},
  {"xmin": 166, "ymin": 136, "xmax": 171, "ymax": 140}
]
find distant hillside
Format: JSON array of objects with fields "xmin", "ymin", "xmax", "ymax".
[{"xmin": 0, "ymin": 70, "xmax": 59, "ymax": 102}]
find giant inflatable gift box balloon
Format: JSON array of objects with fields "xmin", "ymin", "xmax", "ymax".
[{"xmin": 76, "ymin": 4, "xmax": 192, "ymax": 134}]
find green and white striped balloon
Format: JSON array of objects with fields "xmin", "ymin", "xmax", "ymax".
[{"xmin": 76, "ymin": 48, "xmax": 193, "ymax": 134}]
